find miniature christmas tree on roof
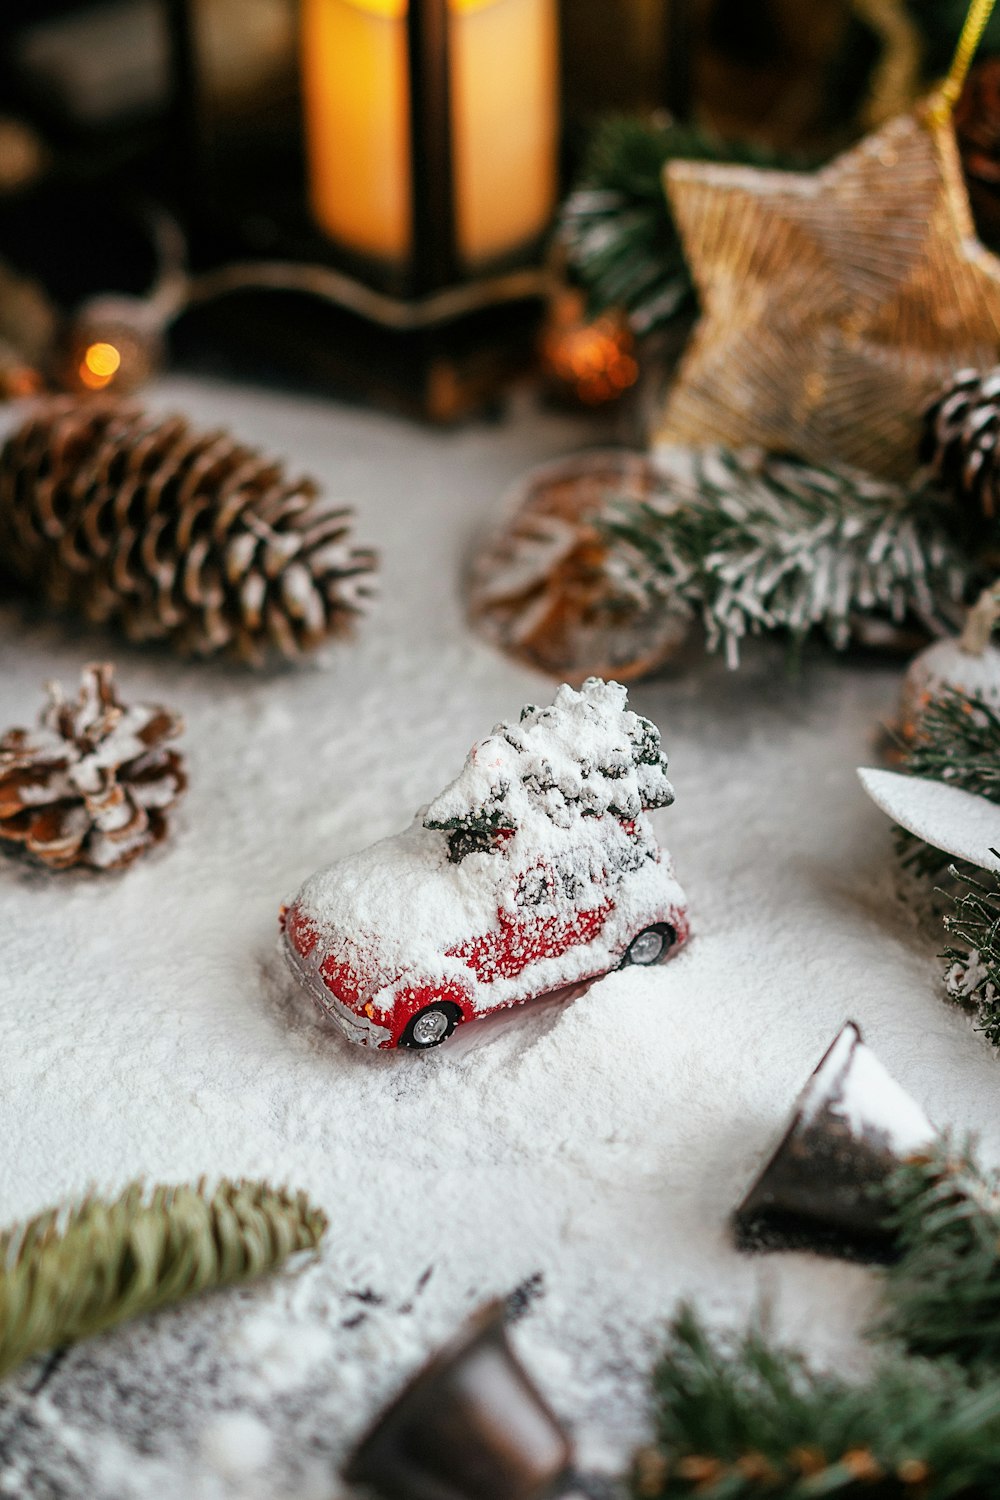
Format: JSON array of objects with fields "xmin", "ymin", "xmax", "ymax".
[{"xmin": 423, "ymin": 678, "xmax": 674, "ymax": 841}]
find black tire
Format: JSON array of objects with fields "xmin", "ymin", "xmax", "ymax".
[
  {"xmin": 619, "ymin": 923, "xmax": 675, "ymax": 969},
  {"xmin": 399, "ymin": 1001, "xmax": 463, "ymax": 1049}
]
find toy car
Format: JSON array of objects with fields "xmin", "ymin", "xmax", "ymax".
[{"xmin": 281, "ymin": 679, "xmax": 689, "ymax": 1049}]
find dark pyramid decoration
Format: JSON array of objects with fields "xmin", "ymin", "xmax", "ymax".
[
  {"xmin": 734, "ymin": 1021, "xmax": 936, "ymax": 1262},
  {"xmin": 344, "ymin": 1301, "xmax": 573, "ymax": 1500}
]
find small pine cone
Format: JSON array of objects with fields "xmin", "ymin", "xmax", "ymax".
[
  {"xmin": 0, "ymin": 398, "xmax": 377, "ymax": 664},
  {"xmin": 920, "ymin": 366, "xmax": 1000, "ymax": 522},
  {"xmin": 0, "ymin": 663, "xmax": 186, "ymax": 870}
]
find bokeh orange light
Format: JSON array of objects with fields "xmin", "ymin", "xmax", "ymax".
[
  {"xmin": 541, "ymin": 310, "xmax": 639, "ymax": 406},
  {"xmin": 78, "ymin": 342, "xmax": 122, "ymax": 390}
]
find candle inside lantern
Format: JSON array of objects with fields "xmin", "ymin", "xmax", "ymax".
[{"xmin": 300, "ymin": 0, "xmax": 558, "ymax": 271}]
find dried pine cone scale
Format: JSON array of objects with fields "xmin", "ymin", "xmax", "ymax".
[
  {"xmin": 921, "ymin": 366, "xmax": 1000, "ymax": 522},
  {"xmin": 0, "ymin": 663, "xmax": 186, "ymax": 871},
  {"xmin": 0, "ymin": 398, "xmax": 376, "ymax": 664}
]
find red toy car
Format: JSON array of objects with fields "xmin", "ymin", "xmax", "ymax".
[{"xmin": 281, "ymin": 679, "xmax": 689, "ymax": 1049}]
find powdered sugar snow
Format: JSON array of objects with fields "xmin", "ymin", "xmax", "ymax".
[{"xmin": 0, "ymin": 379, "xmax": 998, "ymax": 1500}]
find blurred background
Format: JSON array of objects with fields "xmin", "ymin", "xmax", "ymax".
[{"xmin": 0, "ymin": 0, "xmax": 996, "ymax": 423}]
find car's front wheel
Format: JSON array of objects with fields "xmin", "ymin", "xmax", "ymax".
[
  {"xmin": 399, "ymin": 1001, "xmax": 463, "ymax": 1049},
  {"xmin": 620, "ymin": 923, "xmax": 675, "ymax": 968}
]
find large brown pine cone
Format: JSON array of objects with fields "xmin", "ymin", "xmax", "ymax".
[
  {"xmin": 0, "ymin": 398, "xmax": 377, "ymax": 664},
  {"xmin": 0, "ymin": 663, "xmax": 186, "ymax": 870},
  {"xmin": 920, "ymin": 366, "xmax": 1000, "ymax": 523}
]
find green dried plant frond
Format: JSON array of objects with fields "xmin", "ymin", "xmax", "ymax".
[
  {"xmin": 559, "ymin": 118, "xmax": 805, "ymax": 335},
  {"xmin": 633, "ymin": 1303, "xmax": 1000, "ymax": 1497},
  {"xmin": 879, "ymin": 1139, "xmax": 1000, "ymax": 1367},
  {"xmin": 601, "ymin": 449, "xmax": 970, "ymax": 667},
  {"xmin": 0, "ymin": 1179, "xmax": 327, "ymax": 1381}
]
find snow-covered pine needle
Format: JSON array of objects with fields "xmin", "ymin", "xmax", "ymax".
[{"xmin": 602, "ymin": 448, "xmax": 971, "ymax": 667}]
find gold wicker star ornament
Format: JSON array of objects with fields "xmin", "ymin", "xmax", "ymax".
[{"xmin": 654, "ymin": 103, "xmax": 1000, "ymax": 478}]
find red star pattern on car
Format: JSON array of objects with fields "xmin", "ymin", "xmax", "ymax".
[{"xmin": 448, "ymin": 891, "xmax": 614, "ymax": 982}]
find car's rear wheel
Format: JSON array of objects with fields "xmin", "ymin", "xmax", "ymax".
[
  {"xmin": 620, "ymin": 923, "xmax": 675, "ymax": 968},
  {"xmin": 400, "ymin": 1002, "xmax": 462, "ymax": 1049}
]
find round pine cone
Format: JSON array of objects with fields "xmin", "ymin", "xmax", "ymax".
[
  {"xmin": 0, "ymin": 398, "xmax": 377, "ymax": 664},
  {"xmin": 0, "ymin": 663, "xmax": 186, "ymax": 871},
  {"xmin": 921, "ymin": 366, "xmax": 1000, "ymax": 523}
]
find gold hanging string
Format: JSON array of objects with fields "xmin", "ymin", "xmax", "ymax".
[{"xmin": 928, "ymin": 0, "xmax": 998, "ymax": 122}]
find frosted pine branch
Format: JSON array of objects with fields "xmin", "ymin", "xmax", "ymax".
[
  {"xmin": 942, "ymin": 869, "xmax": 1000, "ymax": 1047},
  {"xmin": 602, "ymin": 449, "xmax": 971, "ymax": 666},
  {"xmin": 879, "ymin": 1139, "xmax": 1000, "ymax": 1366},
  {"xmin": 0, "ymin": 1179, "xmax": 327, "ymax": 1381}
]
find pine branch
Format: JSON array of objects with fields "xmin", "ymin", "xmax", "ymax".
[
  {"xmin": 902, "ymin": 691, "xmax": 1000, "ymax": 801},
  {"xmin": 559, "ymin": 119, "xmax": 806, "ymax": 336},
  {"xmin": 0, "ymin": 1179, "xmax": 327, "ymax": 1381},
  {"xmin": 601, "ymin": 449, "xmax": 971, "ymax": 667},
  {"xmin": 879, "ymin": 1141, "xmax": 1000, "ymax": 1368},
  {"xmin": 632, "ymin": 1304, "xmax": 1000, "ymax": 1498},
  {"xmin": 893, "ymin": 691, "xmax": 1000, "ymax": 886},
  {"xmin": 942, "ymin": 868, "xmax": 1000, "ymax": 1046}
]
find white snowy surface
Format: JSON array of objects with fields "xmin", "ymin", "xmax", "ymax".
[
  {"xmin": 1, "ymin": 378, "xmax": 999, "ymax": 1500},
  {"xmin": 858, "ymin": 767, "xmax": 1000, "ymax": 873}
]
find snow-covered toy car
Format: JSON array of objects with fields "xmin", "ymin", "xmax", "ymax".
[{"xmin": 280, "ymin": 678, "xmax": 689, "ymax": 1049}]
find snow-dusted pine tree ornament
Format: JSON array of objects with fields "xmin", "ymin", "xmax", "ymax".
[
  {"xmin": 281, "ymin": 678, "xmax": 689, "ymax": 1050},
  {"xmin": 735, "ymin": 1022, "xmax": 936, "ymax": 1261},
  {"xmin": 897, "ymin": 582, "xmax": 1000, "ymax": 740}
]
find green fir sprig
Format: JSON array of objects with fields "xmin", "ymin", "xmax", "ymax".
[
  {"xmin": 559, "ymin": 119, "xmax": 805, "ymax": 336},
  {"xmin": 601, "ymin": 449, "xmax": 970, "ymax": 667},
  {"xmin": 0, "ymin": 1179, "xmax": 327, "ymax": 1381},
  {"xmin": 631, "ymin": 1305, "xmax": 1000, "ymax": 1498},
  {"xmin": 901, "ymin": 690, "xmax": 1000, "ymax": 803},
  {"xmin": 879, "ymin": 1140, "xmax": 1000, "ymax": 1367},
  {"xmin": 632, "ymin": 1141, "xmax": 1000, "ymax": 1495},
  {"xmin": 894, "ymin": 691, "xmax": 1000, "ymax": 884}
]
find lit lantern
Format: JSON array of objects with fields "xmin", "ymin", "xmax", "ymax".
[
  {"xmin": 169, "ymin": 0, "xmax": 560, "ymax": 417},
  {"xmin": 301, "ymin": 0, "xmax": 558, "ymax": 278}
]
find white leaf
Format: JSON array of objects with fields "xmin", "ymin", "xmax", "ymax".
[{"xmin": 857, "ymin": 768, "xmax": 1000, "ymax": 872}]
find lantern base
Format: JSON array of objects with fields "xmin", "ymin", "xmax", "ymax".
[{"xmin": 171, "ymin": 284, "xmax": 546, "ymax": 423}]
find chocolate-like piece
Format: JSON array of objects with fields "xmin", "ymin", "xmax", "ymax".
[
  {"xmin": 734, "ymin": 1021, "xmax": 936, "ymax": 1262},
  {"xmin": 343, "ymin": 1301, "xmax": 573, "ymax": 1500}
]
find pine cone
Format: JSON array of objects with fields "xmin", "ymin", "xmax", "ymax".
[
  {"xmin": 921, "ymin": 366, "xmax": 1000, "ymax": 523},
  {"xmin": 0, "ymin": 663, "xmax": 186, "ymax": 870},
  {"xmin": 0, "ymin": 398, "xmax": 377, "ymax": 664}
]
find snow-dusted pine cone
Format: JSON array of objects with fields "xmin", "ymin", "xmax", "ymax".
[
  {"xmin": 0, "ymin": 398, "xmax": 377, "ymax": 664},
  {"xmin": 0, "ymin": 663, "xmax": 186, "ymax": 870},
  {"xmin": 921, "ymin": 367, "xmax": 1000, "ymax": 522}
]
